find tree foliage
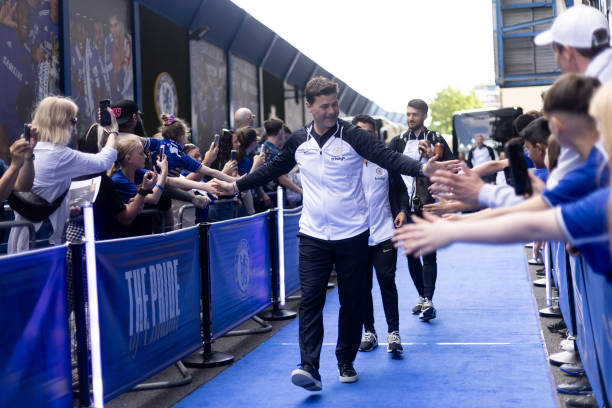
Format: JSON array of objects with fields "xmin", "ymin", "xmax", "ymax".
[{"xmin": 429, "ymin": 87, "xmax": 483, "ymax": 135}]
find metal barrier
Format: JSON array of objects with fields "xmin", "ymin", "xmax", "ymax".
[{"xmin": 0, "ymin": 220, "xmax": 36, "ymax": 250}]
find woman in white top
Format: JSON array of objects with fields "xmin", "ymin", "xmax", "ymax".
[{"xmin": 8, "ymin": 96, "xmax": 118, "ymax": 253}]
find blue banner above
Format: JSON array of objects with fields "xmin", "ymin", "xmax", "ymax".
[
  {"xmin": 209, "ymin": 212, "xmax": 272, "ymax": 339},
  {"xmin": 95, "ymin": 227, "xmax": 202, "ymax": 401},
  {"xmin": 0, "ymin": 246, "xmax": 72, "ymax": 408}
]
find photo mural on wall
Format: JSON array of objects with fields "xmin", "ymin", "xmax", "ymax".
[
  {"xmin": 69, "ymin": 0, "xmax": 134, "ymax": 136},
  {"xmin": 190, "ymin": 39, "xmax": 227, "ymax": 149},
  {"xmin": 231, "ymin": 54, "xmax": 258, "ymax": 127},
  {"xmin": 0, "ymin": 0, "xmax": 61, "ymax": 162}
]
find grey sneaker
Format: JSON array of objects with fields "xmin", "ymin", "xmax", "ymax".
[
  {"xmin": 412, "ymin": 296, "xmax": 425, "ymax": 314},
  {"xmin": 387, "ymin": 331, "xmax": 403, "ymax": 353},
  {"xmin": 359, "ymin": 331, "xmax": 378, "ymax": 352},
  {"xmin": 419, "ymin": 298, "xmax": 437, "ymax": 321}
]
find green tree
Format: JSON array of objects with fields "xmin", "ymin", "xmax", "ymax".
[{"xmin": 429, "ymin": 87, "xmax": 483, "ymax": 135}]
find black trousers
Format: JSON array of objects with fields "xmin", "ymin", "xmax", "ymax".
[
  {"xmin": 363, "ymin": 239, "xmax": 399, "ymax": 333},
  {"xmin": 406, "ymin": 214, "xmax": 437, "ymax": 299},
  {"xmin": 298, "ymin": 230, "xmax": 369, "ymax": 370}
]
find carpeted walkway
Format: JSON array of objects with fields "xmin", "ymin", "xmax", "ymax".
[{"xmin": 175, "ymin": 243, "xmax": 557, "ymax": 408}]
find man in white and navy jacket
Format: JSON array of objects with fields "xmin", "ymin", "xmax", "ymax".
[{"xmin": 210, "ymin": 77, "xmax": 458, "ymax": 391}]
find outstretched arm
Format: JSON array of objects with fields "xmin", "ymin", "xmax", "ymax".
[{"xmin": 393, "ymin": 209, "xmax": 564, "ymax": 256}]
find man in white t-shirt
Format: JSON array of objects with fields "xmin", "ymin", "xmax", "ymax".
[{"xmin": 467, "ymin": 135, "xmax": 496, "ymax": 183}]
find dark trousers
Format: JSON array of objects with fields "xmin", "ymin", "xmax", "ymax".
[
  {"xmin": 363, "ymin": 239, "xmax": 399, "ymax": 333},
  {"xmin": 406, "ymin": 213, "xmax": 437, "ymax": 299},
  {"xmin": 298, "ymin": 230, "xmax": 369, "ymax": 370}
]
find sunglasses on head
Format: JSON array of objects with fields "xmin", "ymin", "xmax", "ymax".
[{"xmin": 70, "ymin": 117, "xmax": 78, "ymax": 125}]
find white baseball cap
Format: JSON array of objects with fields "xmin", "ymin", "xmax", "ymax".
[{"xmin": 534, "ymin": 5, "xmax": 610, "ymax": 48}]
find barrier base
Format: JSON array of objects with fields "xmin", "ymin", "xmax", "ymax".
[
  {"xmin": 539, "ymin": 306, "xmax": 562, "ymax": 318},
  {"xmin": 528, "ymin": 258, "xmax": 544, "ymax": 265},
  {"xmin": 549, "ymin": 350, "xmax": 580, "ymax": 366},
  {"xmin": 327, "ymin": 282, "xmax": 336, "ymax": 289},
  {"xmin": 259, "ymin": 308, "xmax": 297, "ymax": 321},
  {"xmin": 226, "ymin": 316, "xmax": 273, "ymax": 336},
  {"xmin": 183, "ymin": 350, "xmax": 234, "ymax": 368},
  {"xmin": 131, "ymin": 361, "xmax": 192, "ymax": 391}
]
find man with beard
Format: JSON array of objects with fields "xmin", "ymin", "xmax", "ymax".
[{"xmin": 388, "ymin": 99, "xmax": 453, "ymax": 322}]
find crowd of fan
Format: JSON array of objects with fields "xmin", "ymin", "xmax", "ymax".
[
  {"xmin": 0, "ymin": 97, "xmax": 302, "ymax": 253},
  {"xmin": 393, "ymin": 5, "xmax": 612, "ymax": 407}
]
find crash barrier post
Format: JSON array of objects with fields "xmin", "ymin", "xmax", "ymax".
[
  {"xmin": 72, "ymin": 227, "xmax": 202, "ymax": 401},
  {"xmin": 0, "ymin": 245, "xmax": 72, "ymax": 407}
]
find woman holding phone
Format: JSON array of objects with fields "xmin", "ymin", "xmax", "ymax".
[{"xmin": 8, "ymin": 96, "xmax": 118, "ymax": 253}]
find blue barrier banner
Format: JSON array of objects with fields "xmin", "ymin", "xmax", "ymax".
[
  {"xmin": 0, "ymin": 246, "xmax": 72, "ymax": 407},
  {"xmin": 553, "ymin": 242, "xmax": 575, "ymax": 336},
  {"xmin": 95, "ymin": 227, "xmax": 201, "ymax": 401},
  {"xmin": 583, "ymin": 261, "xmax": 612, "ymax": 405},
  {"xmin": 572, "ymin": 257, "xmax": 605, "ymax": 405},
  {"xmin": 283, "ymin": 207, "xmax": 301, "ymax": 296},
  {"xmin": 209, "ymin": 212, "xmax": 272, "ymax": 339}
]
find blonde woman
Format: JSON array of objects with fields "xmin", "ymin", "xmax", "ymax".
[
  {"xmin": 394, "ymin": 81, "xmax": 612, "ymax": 278},
  {"xmin": 8, "ymin": 96, "xmax": 118, "ymax": 253}
]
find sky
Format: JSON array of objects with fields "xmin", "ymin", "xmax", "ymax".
[{"xmin": 231, "ymin": 0, "xmax": 496, "ymax": 114}]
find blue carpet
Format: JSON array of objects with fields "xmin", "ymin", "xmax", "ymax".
[{"xmin": 175, "ymin": 243, "xmax": 557, "ymax": 408}]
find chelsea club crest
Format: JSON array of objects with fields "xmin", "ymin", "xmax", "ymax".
[
  {"xmin": 234, "ymin": 239, "xmax": 251, "ymax": 299},
  {"xmin": 154, "ymin": 72, "xmax": 178, "ymax": 121}
]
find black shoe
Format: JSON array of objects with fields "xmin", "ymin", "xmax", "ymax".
[
  {"xmin": 565, "ymin": 394, "xmax": 598, "ymax": 408},
  {"xmin": 557, "ymin": 377, "xmax": 591, "ymax": 395},
  {"xmin": 387, "ymin": 331, "xmax": 403, "ymax": 353},
  {"xmin": 359, "ymin": 331, "xmax": 378, "ymax": 352},
  {"xmin": 338, "ymin": 362, "xmax": 358, "ymax": 383},
  {"xmin": 560, "ymin": 362, "xmax": 585, "ymax": 376},
  {"xmin": 419, "ymin": 298, "xmax": 437, "ymax": 322},
  {"xmin": 547, "ymin": 320, "xmax": 567, "ymax": 333},
  {"xmin": 291, "ymin": 363, "xmax": 322, "ymax": 391}
]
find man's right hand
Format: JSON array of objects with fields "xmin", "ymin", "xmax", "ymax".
[
  {"xmin": 208, "ymin": 178, "xmax": 236, "ymax": 195},
  {"xmin": 422, "ymin": 157, "xmax": 460, "ymax": 178}
]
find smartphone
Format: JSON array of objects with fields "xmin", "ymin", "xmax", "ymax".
[
  {"xmin": 160, "ymin": 145, "xmax": 165, "ymax": 160},
  {"xmin": 23, "ymin": 123, "xmax": 30, "ymax": 142},
  {"xmin": 231, "ymin": 149, "xmax": 237, "ymax": 161},
  {"xmin": 506, "ymin": 140, "xmax": 532, "ymax": 196},
  {"xmin": 99, "ymin": 99, "xmax": 111, "ymax": 126},
  {"xmin": 213, "ymin": 133, "xmax": 220, "ymax": 147}
]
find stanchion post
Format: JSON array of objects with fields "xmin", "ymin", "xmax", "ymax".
[
  {"xmin": 540, "ymin": 241, "xmax": 561, "ymax": 318},
  {"xmin": 72, "ymin": 242, "xmax": 91, "ymax": 408},
  {"xmin": 183, "ymin": 223, "xmax": 233, "ymax": 368},
  {"xmin": 259, "ymin": 190, "xmax": 296, "ymax": 321}
]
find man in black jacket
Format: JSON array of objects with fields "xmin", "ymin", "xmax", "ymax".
[
  {"xmin": 467, "ymin": 134, "xmax": 496, "ymax": 183},
  {"xmin": 388, "ymin": 99, "xmax": 453, "ymax": 322},
  {"xmin": 210, "ymin": 79, "xmax": 458, "ymax": 391}
]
